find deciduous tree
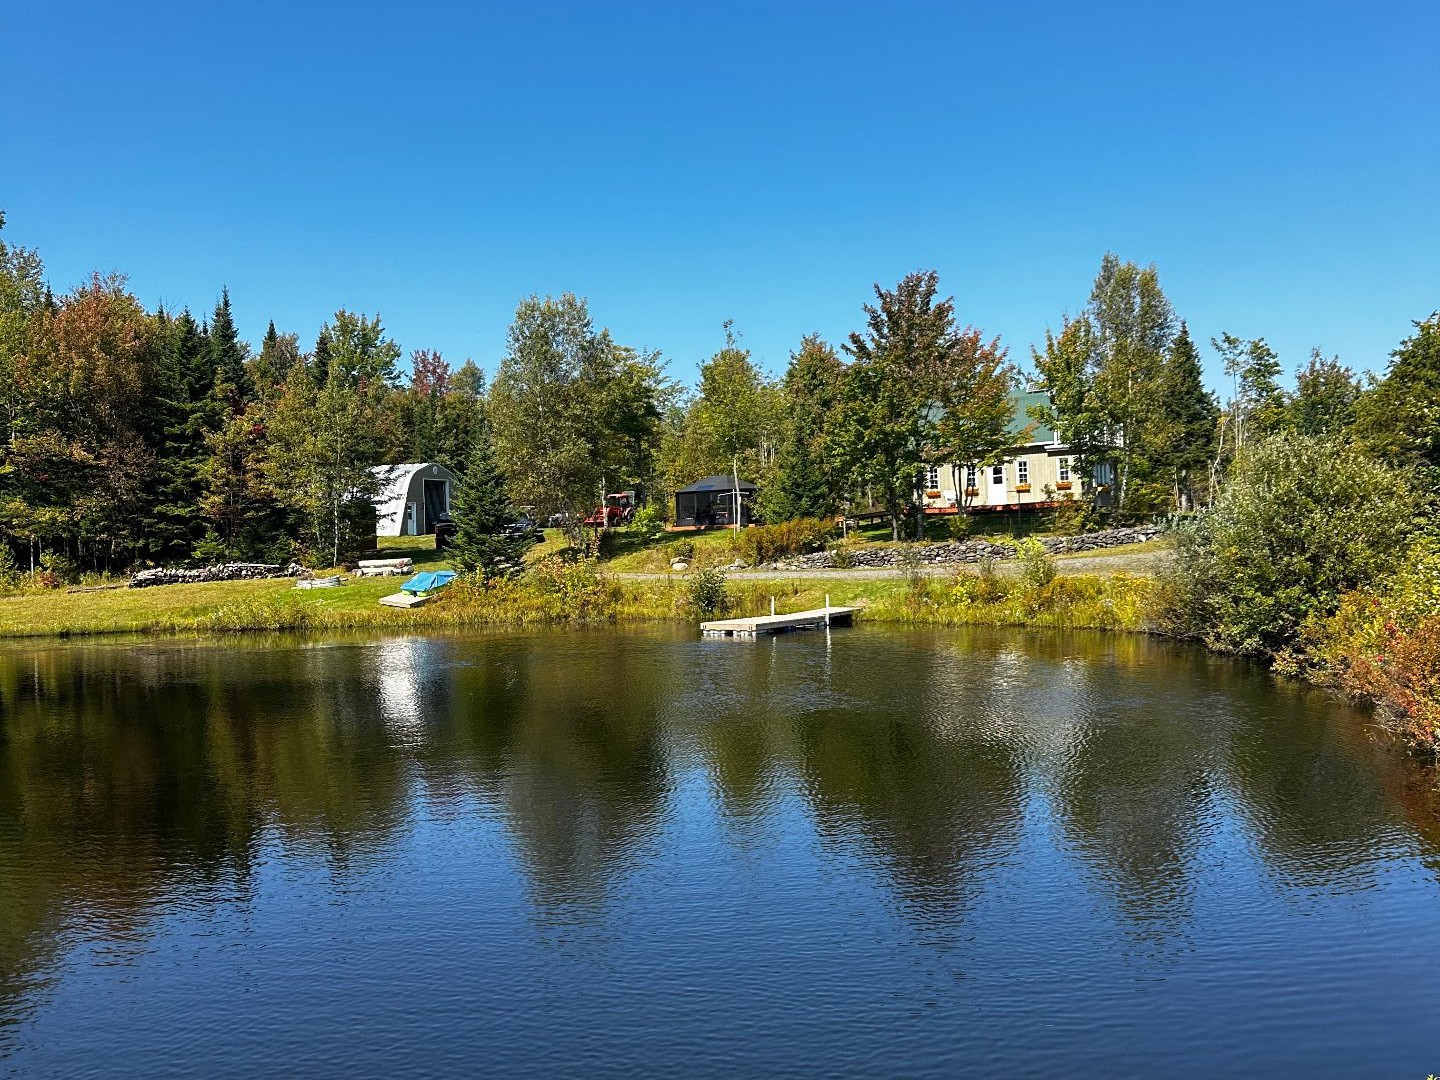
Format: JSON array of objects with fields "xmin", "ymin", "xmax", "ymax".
[
  {"xmin": 839, "ymin": 271, "xmax": 1014, "ymax": 539},
  {"xmin": 1033, "ymin": 254, "xmax": 1178, "ymax": 514}
]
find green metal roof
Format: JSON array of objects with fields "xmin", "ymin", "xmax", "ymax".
[
  {"xmin": 923, "ymin": 388, "xmax": 1056, "ymax": 447},
  {"xmin": 1010, "ymin": 389, "xmax": 1054, "ymax": 444}
]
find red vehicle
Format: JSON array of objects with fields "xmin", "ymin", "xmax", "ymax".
[{"xmin": 582, "ymin": 491, "xmax": 636, "ymax": 528}]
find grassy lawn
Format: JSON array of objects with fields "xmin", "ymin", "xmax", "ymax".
[
  {"xmin": 601, "ymin": 528, "xmax": 741, "ymax": 572},
  {"xmin": 1054, "ymin": 537, "xmax": 1171, "ymax": 560},
  {"xmin": 0, "ymin": 575, "xmax": 402, "ymax": 638},
  {"xmin": 0, "ymin": 526, "xmax": 1168, "ymax": 641},
  {"xmin": 0, "ymin": 535, "xmax": 450, "ymax": 639},
  {"xmin": 375, "ymin": 534, "xmax": 451, "ymax": 569}
]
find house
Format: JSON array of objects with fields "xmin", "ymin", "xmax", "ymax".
[
  {"xmin": 673, "ymin": 475, "xmax": 758, "ymax": 528},
  {"xmin": 370, "ymin": 462, "xmax": 459, "ymax": 536},
  {"xmin": 920, "ymin": 389, "xmax": 1114, "ymax": 514}
]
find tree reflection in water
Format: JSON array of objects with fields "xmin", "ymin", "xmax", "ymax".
[{"xmin": 1, "ymin": 626, "xmax": 1437, "ymax": 1065}]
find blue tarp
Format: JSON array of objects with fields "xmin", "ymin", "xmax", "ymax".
[{"xmin": 401, "ymin": 570, "xmax": 457, "ymax": 595}]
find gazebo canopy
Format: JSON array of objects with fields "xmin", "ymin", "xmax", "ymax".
[{"xmin": 676, "ymin": 475, "xmax": 758, "ymax": 494}]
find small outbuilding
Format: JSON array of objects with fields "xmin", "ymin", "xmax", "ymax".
[
  {"xmin": 673, "ymin": 475, "xmax": 758, "ymax": 528},
  {"xmin": 371, "ymin": 462, "xmax": 459, "ymax": 536}
]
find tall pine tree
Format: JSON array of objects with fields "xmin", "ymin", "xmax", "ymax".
[
  {"xmin": 207, "ymin": 287, "xmax": 251, "ymax": 403},
  {"xmin": 449, "ymin": 430, "xmax": 533, "ymax": 578},
  {"xmin": 1354, "ymin": 313, "xmax": 1440, "ymax": 468},
  {"xmin": 250, "ymin": 319, "xmax": 300, "ymax": 401},
  {"xmin": 1159, "ymin": 322, "xmax": 1219, "ymax": 509},
  {"xmin": 765, "ymin": 334, "xmax": 845, "ymax": 521}
]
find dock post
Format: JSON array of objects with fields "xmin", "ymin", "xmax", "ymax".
[
  {"xmin": 825, "ymin": 593, "xmax": 830, "ymax": 628},
  {"xmin": 771, "ymin": 596, "xmax": 776, "ymax": 616}
]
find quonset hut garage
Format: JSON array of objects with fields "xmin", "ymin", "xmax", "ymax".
[{"xmin": 371, "ymin": 462, "xmax": 459, "ymax": 536}]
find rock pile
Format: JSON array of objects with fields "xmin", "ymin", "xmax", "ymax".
[
  {"xmin": 768, "ymin": 525, "xmax": 1162, "ymax": 571},
  {"xmin": 129, "ymin": 562, "xmax": 304, "ymax": 589}
]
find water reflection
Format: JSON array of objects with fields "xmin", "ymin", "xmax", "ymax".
[{"xmin": 1, "ymin": 628, "xmax": 1438, "ymax": 1075}]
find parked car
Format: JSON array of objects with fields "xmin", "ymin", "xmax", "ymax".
[{"xmin": 502, "ymin": 515, "xmax": 538, "ymax": 538}]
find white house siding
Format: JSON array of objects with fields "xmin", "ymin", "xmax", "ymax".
[{"xmin": 924, "ymin": 447, "xmax": 1084, "ymax": 512}]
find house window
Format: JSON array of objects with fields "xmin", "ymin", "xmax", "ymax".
[
  {"xmin": 1058, "ymin": 457, "xmax": 1071, "ymax": 482},
  {"xmin": 1017, "ymin": 459, "xmax": 1029, "ymax": 485},
  {"xmin": 991, "ymin": 463, "xmax": 1005, "ymax": 488},
  {"xmin": 965, "ymin": 464, "xmax": 977, "ymax": 489},
  {"xmin": 923, "ymin": 465, "xmax": 939, "ymax": 491}
]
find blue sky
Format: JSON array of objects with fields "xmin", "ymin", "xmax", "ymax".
[{"xmin": 4, "ymin": 1, "xmax": 1437, "ymax": 389}]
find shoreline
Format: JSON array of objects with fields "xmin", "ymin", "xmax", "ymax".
[
  {"xmin": 4, "ymin": 566, "xmax": 1420, "ymax": 763},
  {"xmin": 0, "ymin": 565, "xmax": 1160, "ymax": 643}
]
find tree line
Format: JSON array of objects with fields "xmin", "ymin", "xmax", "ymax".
[{"xmin": 1, "ymin": 209, "xmax": 1434, "ymax": 575}]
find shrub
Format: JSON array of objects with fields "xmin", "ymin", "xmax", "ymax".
[
  {"xmin": 630, "ymin": 504, "xmax": 667, "ymax": 542},
  {"xmin": 672, "ymin": 538, "xmax": 696, "ymax": 563},
  {"xmin": 947, "ymin": 514, "xmax": 981, "ymax": 540},
  {"xmin": 37, "ymin": 552, "xmax": 78, "ymax": 588},
  {"xmin": 732, "ymin": 518, "xmax": 836, "ymax": 565},
  {"xmin": 0, "ymin": 545, "xmax": 20, "ymax": 590},
  {"xmin": 687, "ymin": 567, "xmax": 731, "ymax": 617},
  {"xmin": 1164, "ymin": 434, "xmax": 1422, "ymax": 658},
  {"xmin": 1012, "ymin": 537, "xmax": 1057, "ymax": 590},
  {"xmin": 950, "ymin": 569, "xmax": 1011, "ymax": 606},
  {"xmin": 1049, "ymin": 491, "xmax": 1101, "ymax": 535},
  {"xmin": 829, "ymin": 545, "xmax": 855, "ymax": 569},
  {"xmin": 1314, "ymin": 544, "xmax": 1440, "ymax": 755}
]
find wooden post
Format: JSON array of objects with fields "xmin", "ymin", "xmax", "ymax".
[
  {"xmin": 770, "ymin": 596, "xmax": 776, "ymax": 616},
  {"xmin": 732, "ymin": 455, "xmax": 741, "ymax": 537},
  {"xmin": 825, "ymin": 593, "xmax": 830, "ymax": 627}
]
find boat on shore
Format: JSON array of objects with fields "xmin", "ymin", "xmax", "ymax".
[{"xmin": 378, "ymin": 570, "xmax": 457, "ymax": 609}]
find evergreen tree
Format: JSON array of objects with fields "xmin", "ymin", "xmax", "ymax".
[
  {"xmin": 173, "ymin": 308, "xmax": 212, "ymax": 401},
  {"xmin": 765, "ymin": 334, "xmax": 845, "ymax": 521},
  {"xmin": 206, "ymin": 287, "xmax": 251, "ymax": 402},
  {"xmin": 449, "ymin": 431, "xmax": 532, "ymax": 578},
  {"xmin": 1288, "ymin": 349, "xmax": 1361, "ymax": 437},
  {"xmin": 1354, "ymin": 313, "xmax": 1440, "ymax": 469},
  {"xmin": 147, "ymin": 307, "xmax": 215, "ymax": 559},
  {"xmin": 197, "ymin": 404, "xmax": 291, "ymax": 561},
  {"xmin": 249, "ymin": 319, "xmax": 300, "ymax": 400},
  {"xmin": 1159, "ymin": 322, "xmax": 1219, "ymax": 508},
  {"xmin": 309, "ymin": 326, "xmax": 332, "ymax": 382}
]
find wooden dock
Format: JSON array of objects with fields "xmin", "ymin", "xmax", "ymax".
[{"xmin": 701, "ymin": 605, "xmax": 855, "ymax": 638}]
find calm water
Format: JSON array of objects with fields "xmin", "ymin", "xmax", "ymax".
[{"xmin": 1, "ymin": 627, "xmax": 1438, "ymax": 1078}]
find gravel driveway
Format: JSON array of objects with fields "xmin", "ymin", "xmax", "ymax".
[{"xmin": 612, "ymin": 547, "xmax": 1171, "ymax": 581}]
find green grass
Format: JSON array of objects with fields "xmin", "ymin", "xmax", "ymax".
[
  {"xmin": 0, "ymin": 525, "xmax": 1167, "ymax": 642},
  {"xmin": 601, "ymin": 528, "xmax": 741, "ymax": 572},
  {"xmin": 1054, "ymin": 538, "xmax": 1171, "ymax": 559},
  {"xmin": 374, "ymin": 534, "xmax": 451, "ymax": 569},
  {"xmin": 0, "ymin": 558, "xmax": 1160, "ymax": 641}
]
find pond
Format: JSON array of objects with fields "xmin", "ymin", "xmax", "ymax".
[{"xmin": 1, "ymin": 627, "xmax": 1438, "ymax": 1077}]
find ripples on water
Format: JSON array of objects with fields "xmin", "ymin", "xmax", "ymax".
[{"xmin": 1, "ymin": 627, "xmax": 1438, "ymax": 1078}]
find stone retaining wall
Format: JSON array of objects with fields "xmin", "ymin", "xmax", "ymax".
[
  {"xmin": 768, "ymin": 525, "xmax": 1163, "ymax": 571},
  {"xmin": 129, "ymin": 562, "xmax": 303, "ymax": 589}
]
